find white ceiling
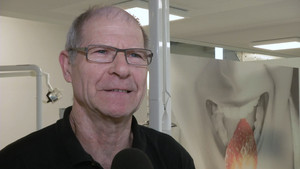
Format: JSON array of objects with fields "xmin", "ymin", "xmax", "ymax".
[{"xmin": 1, "ymin": 0, "xmax": 300, "ymax": 58}]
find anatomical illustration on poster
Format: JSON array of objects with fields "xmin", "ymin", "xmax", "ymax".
[{"xmin": 171, "ymin": 56, "xmax": 299, "ymax": 169}]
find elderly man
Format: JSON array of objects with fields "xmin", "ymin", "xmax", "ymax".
[{"xmin": 0, "ymin": 6, "xmax": 195, "ymax": 169}]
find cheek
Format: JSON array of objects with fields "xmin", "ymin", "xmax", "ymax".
[
  {"xmin": 136, "ymin": 70, "xmax": 148, "ymax": 92},
  {"xmin": 71, "ymin": 63, "xmax": 101, "ymax": 95},
  {"xmin": 71, "ymin": 67, "xmax": 89, "ymax": 98}
]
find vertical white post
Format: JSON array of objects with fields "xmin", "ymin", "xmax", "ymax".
[
  {"xmin": 296, "ymin": 69, "xmax": 300, "ymax": 168},
  {"xmin": 36, "ymin": 70, "xmax": 43, "ymax": 130},
  {"xmin": 149, "ymin": 0, "xmax": 172, "ymax": 134}
]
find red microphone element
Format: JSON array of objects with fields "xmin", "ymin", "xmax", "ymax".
[{"xmin": 111, "ymin": 148, "xmax": 154, "ymax": 169}]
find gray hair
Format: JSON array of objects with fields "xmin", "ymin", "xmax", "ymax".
[{"xmin": 65, "ymin": 6, "xmax": 149, "ymax": 62}]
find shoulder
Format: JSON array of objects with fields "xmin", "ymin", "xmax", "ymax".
[
  {"xmin": 0, "ymin": 107, "xmax": 73, "ymax": 160},
  {"xmin": 136, "ymin": 125, "xmax": 195, "ymax": 169},
  {"xmin": 0, "ymin": 122, "xmax": 59, "ymax": 167},
  {"xmin": 138, "ymin": 125, "xmax": 187, "ymax": 153},
  {"xmin": 132, "ymin": 117, "xmax": 178, "ymax": 148},
  {"xmin": 1, "ymin": 123, "xmax": 57, "ymax": 151},
  {"xmin": 138, "ymin": 125, "xmax": 176, "ymax": 144}
]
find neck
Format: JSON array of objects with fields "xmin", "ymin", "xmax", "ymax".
[{"xmin": 69, "ymin": 107, "xmax": 133, "ymax": 169}]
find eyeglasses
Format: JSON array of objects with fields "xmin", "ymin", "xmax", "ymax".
[{"xmin": 69, "ymin": 45, "xmax": 153, "ymax": 66}]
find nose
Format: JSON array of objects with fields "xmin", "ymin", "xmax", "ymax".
[{"xmin": 108, "ymin": 52, "xmax": 130, "ymax": 78}]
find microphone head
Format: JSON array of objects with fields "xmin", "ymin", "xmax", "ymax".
[{"xmin": 111, "ymin": 148, "xmax": 154, "ymax": 169}]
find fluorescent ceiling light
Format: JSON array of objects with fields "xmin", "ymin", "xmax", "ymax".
[
  {"xmin": 126, "ymin": 7, "xmax": 184, "ymax": 26},
  {"xmin": 237, "ymin": 52, "xmax": 282, "ymax": 61},
  {"xmin": 215, "ymin": 47, "xmax": 223, "ymax": 60},
  {"xmin": 252, "ymin": 38, "xmax": 300, "ymax": 50}
]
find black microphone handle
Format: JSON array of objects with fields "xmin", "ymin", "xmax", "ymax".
[{"xmin": 111, "ymin": 148, "xmax": 154, "ymax": 169}]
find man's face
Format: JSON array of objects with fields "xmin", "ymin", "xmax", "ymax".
[{"xmin": 67, "ymin": 17, "xmax": 147, "ymax": 119}]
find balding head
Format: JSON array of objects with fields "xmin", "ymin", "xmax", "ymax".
[{"xmin": 65, "ymin": 6, "xmax": 148, "ymax": 61}]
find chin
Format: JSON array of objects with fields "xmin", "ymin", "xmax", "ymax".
[{"xmin": 99, "ymin": 108, "xmax": 135, "ymax": 120}]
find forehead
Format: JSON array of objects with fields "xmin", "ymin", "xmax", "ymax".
[{"xmin": 81, "ymin": 15, "xmax": 143, "ymax": 47}]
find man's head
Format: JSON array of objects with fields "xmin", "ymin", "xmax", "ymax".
[{"xmin": 59, "ymin": 6, "xmax": 150, "ymax": 119}]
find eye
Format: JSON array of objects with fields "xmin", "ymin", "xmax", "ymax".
[
  {"xmin": 94, "ymin": 49, "xmax": 107, "ymax": 54},
  {"xmin": 89, "ymin": 46, "xmax": 113, "ymax": 56},
  {"xmin": 129, "ymin": 52, "xmax": 143, "ymax": 59}
]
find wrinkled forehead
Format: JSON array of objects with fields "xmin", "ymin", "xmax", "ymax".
[
  {"xmin": 84, "ymin": 9, "xmax": 142, "ymax": 33},
  {"xmin": 84, "ymin": 14, "xmax": 142, "ymax": 33},
  {"xmin": 89, "ymin": 14, "xmax": 140, "ymax": 29}
]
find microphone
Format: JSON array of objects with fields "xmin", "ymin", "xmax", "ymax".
[{"xmin": 111, "ymin": 148, "xmax": 154, "ymax": 169}]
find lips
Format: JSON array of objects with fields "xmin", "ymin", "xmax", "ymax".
[
  {"xmin": 106, "ymin": 89, "xmax": 131, "ymax": 93},
  {"xmin": 100, "ymin": 82, "xmax": 135, "ymax": 94},
  {"xmin": 206, "ymin": 92, "xmax": 268, "ymax": 150}
]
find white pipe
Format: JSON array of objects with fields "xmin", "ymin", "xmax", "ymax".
[
  {"xmin": 0, "ymin": 64, "xmax": 43, "ymax": 130},
  {"xmin": 161, "ymin": 0, "xmax": 172, "ymax": 134},
  {"xmin": 42, "ymin": 72, "xmax": 53, "ymax": 91},
  {"xmin": 149, "ymin": 0, "xmax": 172, "ymax": 134},
  {"xmin": 149, "ymin": 0, "xmax": 163, "ymax": 132}
]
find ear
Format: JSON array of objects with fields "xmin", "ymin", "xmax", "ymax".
[{"xmin": 59, "ymin": 50, "xmax": 72, "ymax": 83}]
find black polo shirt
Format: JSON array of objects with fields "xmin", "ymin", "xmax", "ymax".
[{"xmin": 0, "ymin": 107, "xmax": 195, "ymax": 169}]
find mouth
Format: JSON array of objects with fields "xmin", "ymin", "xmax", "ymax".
[
  {"xmin": 206, "ymin": 92, "xmax": 268, "ymax": 150},
  {"xmin": 105, "ymin": 89, "xmax": 133, "ymax": 94}
]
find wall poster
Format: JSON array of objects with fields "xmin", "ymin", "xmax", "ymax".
[{"xmin": 171, "ymin": 55, "xmax": 299, "ymax": 169}]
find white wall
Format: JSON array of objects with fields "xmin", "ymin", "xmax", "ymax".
[{"xmin": 0, "ymin": 16, "xmax": 71, "ymax": 148}]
